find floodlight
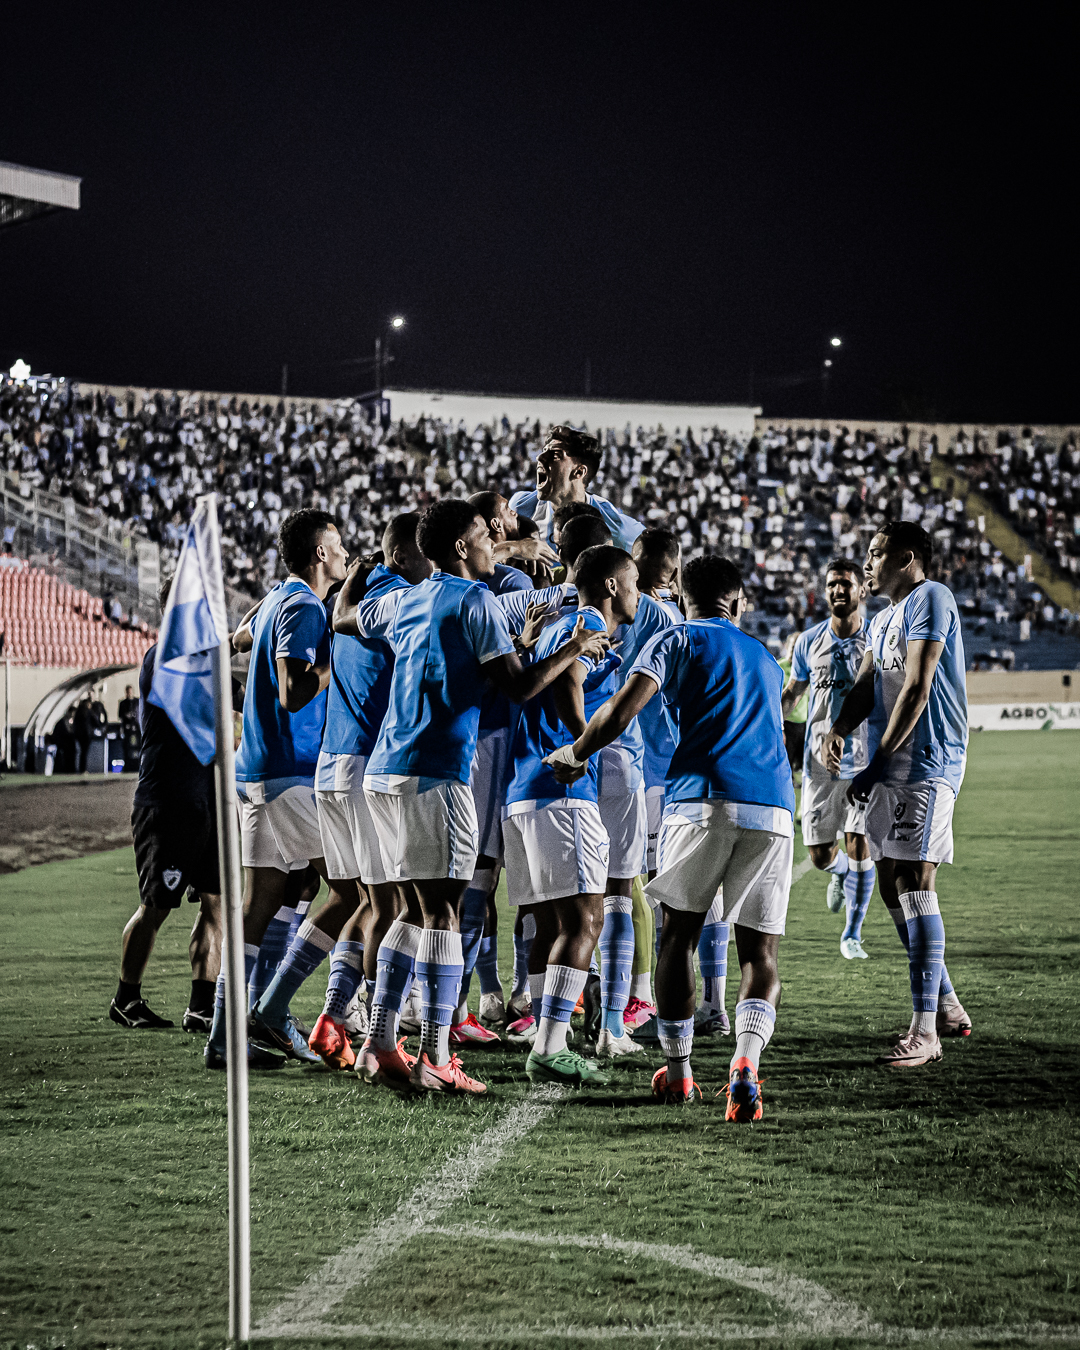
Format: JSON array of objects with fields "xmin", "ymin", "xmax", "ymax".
[
  {"xmin": 829, "ymin": 337, "xmax": 842, "ymax": 347},
  {"xmin": 391, "ymin": 316, "xmax": 405, "ymax": 329}
]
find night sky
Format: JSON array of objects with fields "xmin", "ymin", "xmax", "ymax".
[{"xmin": 3, "ymin": 7, "xmax": 1076, "ymax": 423}]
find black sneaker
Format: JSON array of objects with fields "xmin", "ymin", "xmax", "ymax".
[
  {"xmin": 182, "ymin": 1007, "xmax": 213, "ymax": 1034},
  {"xmin": 109, "ymin": 998, "xmax": 174, "ymax": 1029},
  {"xmin": 204, "ymin": 1041, "xmax": 286, "ymax": 1071}
]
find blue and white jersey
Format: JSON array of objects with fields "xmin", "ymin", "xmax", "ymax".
[
  {"xmin": 868, "ymin": 581, "xmax": 968, "ymax": 793},
  {"xmin": 505, "ymin": 606, "xmax": 614, "ymax": 810},
  {"xmin": 790, "ymin": 619, "xmax": 868, "ymax": 781},
  {"xmin": 497, "ymin": 582, "xmax": 574, "ymax": 637},
  {"xmin": 630, "ymin": 618, "xmax": 794, "ymax": 832},
  {"xmin": 509, "ymin": 488, "xmax": 644, "ymax": 552},
  {"xmin": 604, "ymin": 593, "xmax": 683, "ymax": 794},
  {"xmin": 316, "ymin": 565, "xmax": 410, "ymax": 791},
  {"xmin": 363, "ymin": 572, "xmax": 516, "ymax": 787},
  {"xmin": 484, "ymin": 562, "xmax": 533, "ymax": 595},
  {"xmin": 236, "ymin": 577, "xmax": 330, "ymax": 798}
]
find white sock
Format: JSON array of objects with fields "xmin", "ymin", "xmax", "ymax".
[
  {"xmin": 420, "ymin": 1021, "xmax": 451, "ymax": 1064},
  {"xmin": 533, "ymin": 964, "xmax": 588, "ymax": 1057},
  {"xmin": 824, "ymin": 850, "xmax": 850, "ymax": 876},
  {"xmin": 913, "ymin": 1010, "xmax": 937, "ymax": 1037},
  {"xmin": 703, "ymin": 976, "xmax": 727, "ymax": 1014},
  {"xmin": 454, "ymin": 998, "xmax": 469, "ymax": 1023},
  {"xmin": 732, "ymin": 999, "xmax": 777, "ymax": 1075},
  {"xmin": 630, "ymin": 971, "xmax": 652, "ymax": 1001}
]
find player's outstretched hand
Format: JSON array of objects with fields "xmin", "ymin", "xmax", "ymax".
[
  {"xmin": 543, "ymin": 742, "xmax": 588, "ymax": 783},
  {"xmin": 501, "ymin": 537, "xmax": 560, "ymax": 567},
  {"xmin": 567, "ymin": 614, "xmax": 611, "ymax": 663},
  {"xmin": 519, "ymin": 599, "xmax": 559, "ymax": 650},
  {"xmin": 821, "ymin": 728, "xmax": 845, "ymax": 775}
]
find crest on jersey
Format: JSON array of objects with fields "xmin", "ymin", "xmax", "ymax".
[
  {"xmin": 163, "ymin": 868, "xmax": 182, "ymax": 891},
  {"xmin": 893, "ymin": 802, "xmax": 906, "ymax": 822},
  {"xmin": 887, "ymin": 630, "xmax": 899, "ymax": 649}
]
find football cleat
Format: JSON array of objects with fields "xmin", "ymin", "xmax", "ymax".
[
  {"xmin": 723, "ymin": 1062, "xmax": 764, "ymax": 1122},
  {"xmin": 449, "ymin": 1012, "xmax": 501, "ymax": 1045},
  {"xmin": 506, "ymin": 1014, "xmax": 537, "ymax": 1046},
  {"xmin": 109, "ymin": 998, "xmax": 174, "ymax": 1030},
  {"xmin": 309, "ymin": 1013, "xmax": 356, "ymax": 1070},
  {"xmin": 879, "ymin": 1031, "xmax": 943, "ymax": 1068},
  {"xmin": 693, "ymin": 1005, "xmax": 731, "ymax": 1036},
  {"xmin": 526, "ymin": 1047, "xmax": 608, "ymax": 1087},
  {"xmin": 410, "ymin": 1051, "xmax": 488, "ymax": 1095},
  {"xmin": 356, "ymin": 1037, "xmax": 416, "ymax": 1086},
  {"xmin": 342, "ymin": 991, "xmax": 369, "ymax": 1040},
  {"xmin": 826, "ymin": 874, "xmax": 846, "ymax": 913},
  {"xmin": 478, "ymin": 990, "xmax": 507, "ymax": 1028},
  {"xmin": 288, "ymin": 1012, "xmax": 313, "ymax": 1041},
  {"xmin": 629, "ymin": 1014, "xmax": 661, "ymax": 1044},
  {"xmin": 840, "ymin": 937, "xmax": 869, "ymax": 960},
  {"xmin": 204, "ymin": 1041, "xmax": 285, "ymax": 1071},
  {"xmin": 937, "ymin": 1002, "xmax": 972, "ymax": 1038},
  {"xmin": 181, "ymin": 1007, "xmax": 213, "ymax": 1034},
  {"xmin": 652, "ymin": 1065, "xmax": 699, "ymax": 1103},
  {"xmin": 506, "ymin": 991, "xmax": 531, "ymax": 1023},
  {"xmin": 622, "ymin": 996, "xmax": 656, "ymax": 1031},
  {"xmin": 247, "ymin": 1010, "xmax": 321, "ymax": 1063},
  {"xmin": 595, "ymin": 1027, "xmax": 646, "ymax": 1059}
]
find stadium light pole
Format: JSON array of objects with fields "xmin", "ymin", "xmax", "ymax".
[{"xmin": 374, "ymin": 316, "xmax": 406, "ymax": 395}]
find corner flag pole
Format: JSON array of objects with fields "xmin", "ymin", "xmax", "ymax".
[{"xmin": 206, "ymin": 502, "xmax": 251, "ymax": 1344}]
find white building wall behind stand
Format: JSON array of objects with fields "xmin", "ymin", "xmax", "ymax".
[{"xmin": 383, "ymin": 389, "xmax": 760, "ymax": 439}]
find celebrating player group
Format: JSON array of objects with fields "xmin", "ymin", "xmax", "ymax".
[{"xmin": 111, "ymin": 424, "xmax": 972, "ymax": 1119}]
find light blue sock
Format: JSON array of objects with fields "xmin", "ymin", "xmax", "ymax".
[
  {"xmin": 416, "ymin": 929, "xmax": 465, "ymax": 1065},
  {"xmin": 323, "ymin": 940, "xmax": 365, "ymax": 1022},
  {"xmin": 698, "ymin": 895, "xmax": 729, "ymax": 1010},
  {"xmin": 286, "ymin": 894, "xmax": 312, "ymax": 948},
  {"xmin": 824, "ymin": 850, "xmax": 850, "ymax": 877},
  {"xmin": 842, "ymin": 860, "xmax": 875, "ymax": 941},
  {"xmin": 456, "ymin": 875, "xmax": 490, "ymax": 1015},
  {"xmin": 477, "ymin": 935, "xmax": 501, "ymax": 994},
  {"xmin": 255, "ymin": 920, "xmax": 335, "ymax": 1029},
  {"xmin": 889, "ymin": 901, "xmax": 955, "ymax": 995},
  {"xmin": 599, "ymin": 895, "xmax": 634, "ymax": 1035},
  {"xmin": 248, "ymin": 906, "xmax": 293, "ymax": 1011},
  {"xmin": 658, "ymin": 1015, "xmax": 694, "ymax": 1080},
  {"xmin": 901, "ymin": 891, "xmax": 946, "ymax": 1015},
  {"xmin": 210, "ymin": 945, "xmax": 258, "ymax": 1053},
  {"xmin": 369, "ymin": 919, "xmax": 421, "ymax": 1049},
  {"xmin": 512, "ymin": 924, "xmax": 531, "ymax": 998}
]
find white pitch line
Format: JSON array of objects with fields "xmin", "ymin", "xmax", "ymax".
[
  {"xmin": 253, "ymin": 1084, "xmax": 566, "ymax": 1339},
  {"xmin": 792, "ymin": 855, "xmax": 814, "ymax": 884}
]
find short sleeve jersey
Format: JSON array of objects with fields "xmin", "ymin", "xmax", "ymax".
[
  {"xmin": 505, "ymin": 606, "xmax": 614, "ymax": 809},
  {"xmin": 317, "ymin": 566, "xmax": 410, "ymax": 782},
  {"xmin": 365, "ymin": 572, "xmax": 516, "ymax": 785},
  {"xmin": 631, "ymin": 618, "xmax": 795, "ymax": 828},
  {"xmin": 133, "ymin": 644, "xmax": 215, "ymax": 809},
  {"xmin": 235, "ymin": 578, "xmax": 330, "ymax": 792},
  {"xmin": 509, "ymin": 488, "xmax": 645, "ymax": 552},
  {"xmin": 868, "ymin": 580, "xmax": 968, "ymax": 792},
  {"xmin": 790, "ymin": 619, "xmax": 868, "ymax": 780},
  {"xmin": 610, "ymin": 593, "xmax": 683, "ymax": 792}
]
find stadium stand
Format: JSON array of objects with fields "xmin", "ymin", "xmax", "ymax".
[
  {"xmin": 2, "ymin": 374, "xmax": 1077, "ymax": 670},
  {"xmin": 0, "ymin": 560, "xmax": 154, "ymax": 668}
]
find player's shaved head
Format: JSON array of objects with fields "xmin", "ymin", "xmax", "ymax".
[
  {"xmin": 381, "ymin": 511, "xmax": 420, "ymax": 557},
  {"xmin": 417, "ymin": 500, "xmax": 486, "ymax": 564},
  {"xmin": 559, "ymin": 514, "xmax": 612, "ymax": 569},
  {"xmin": 573, "ymin": 545, "xmax": 639, "ymax": 625},
  {"xmin": 681, "ymin": 555, "xmax": 743, "ymax": 613}
]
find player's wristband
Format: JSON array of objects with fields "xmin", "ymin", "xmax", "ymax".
[
  {"xmin": 543, "ymin": 743, "xmax": 587, "ymax": 772},
  {"xmin": 849, "ymin": 751, "xmax": 887, "ymax": 797}
]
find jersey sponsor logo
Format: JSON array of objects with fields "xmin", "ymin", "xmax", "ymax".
[
  {"xmin": 893, "ymin": 802, "xmax": 906, "ymax": 821},
  {"xmin": 163, "ymin": 868, "xmax": 183, "ymax": 891}
]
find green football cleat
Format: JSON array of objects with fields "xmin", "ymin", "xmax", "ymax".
[
  {"xmin": 525, "ymin": 1047, "xmax": 609, "ymax": 1087},
  {"xmin": 826, "ymin": 874, "xmax": 845, "ymax": 913}
]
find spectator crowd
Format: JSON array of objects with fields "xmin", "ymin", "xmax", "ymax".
[{"xmin": 2, "ymin": 376, "xmax": 1078, "ymax": 668}]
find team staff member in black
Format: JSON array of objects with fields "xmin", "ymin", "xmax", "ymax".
[{"xmin": 109, "ymin": 577, "xmax": 227, "ymax": 1032}]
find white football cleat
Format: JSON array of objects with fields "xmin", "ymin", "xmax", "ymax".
[
  {"xmin": 479, "ymin": 990, "xmax": 506, "ymax": 1028},
  {"xmin": 879, "ymin": 1031, "xmax": 942, "ymax": 1069},
  {"xmin": 826, "ymin": 875, "xmax": 845, "ymax": 913},
  {"xmin": 342, "ymin": 990, "xmax": 369, "ymax": 1038},
  {"xmin": 840, "ymin": 937, "xmax": 869, "ymax": 960},
  {"xmin": 595, "ymin": 1027, "xmax": 646, "ymax": 1059}
]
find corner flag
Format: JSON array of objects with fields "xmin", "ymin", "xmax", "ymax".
[{"xmin": 149, "ymin": 495, "xmax": 230, "ymax": 762}]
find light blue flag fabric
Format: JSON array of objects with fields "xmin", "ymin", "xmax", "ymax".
[{"xmin": 149, "ymin": 494, "xmax": 229, "ymax": 765}]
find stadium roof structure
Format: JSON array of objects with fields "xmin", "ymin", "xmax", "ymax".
[{"xmin": 0, "ymin": 160, "xmax": 81, "ymax": 230}]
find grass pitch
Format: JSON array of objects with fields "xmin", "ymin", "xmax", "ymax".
[{"xmin": 1, "ymin": 734, "xmax": 1078, "ymax": 1349}]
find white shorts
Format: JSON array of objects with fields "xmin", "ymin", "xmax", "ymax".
[
  {"xmin": 363, "ymin": 776, "xmax": 479, "ymax": 881},
  {"xmin": 646, "ymin": 801, "xmax": 793, "ymax": 934},
  {"xmin": 800, "ymin": 775, "xmax": 866, "ymax": 846},
  {"xmin": 316, "ymin": 789, "xmax": 387, "ymax": 884},
  {"xmin": 471, "ymin": 727, "xmax": 511, "ymax": 862},
  {"xmin": 865, "ymin": 778, "xmax": 956, "ymax": 865},
  {"xmin": 238, "ymin": 783, "xmax": 322, "ymax": 872},
  {"xmin": 502, "ymin": 801, "xmax": 609, "ymax": 906},
  {"xmin": 645, "ymin": 786, "xmax": 665, "ymax": 872},
  {"xmin": 598, "ymin": 784, "xmax": 648, "ymax": 879}
]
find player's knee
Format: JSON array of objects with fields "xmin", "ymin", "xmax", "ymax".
[{"xmin": 807, "ymin": 844, "xmax": 834, "ymax": 870}]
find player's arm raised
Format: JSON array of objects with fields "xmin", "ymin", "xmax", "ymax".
[
  {"xmin": 484, "ymin": 614, "xmax": 610, "ymax": 704},
  {"xmin": 822, "ymin": 648, "xmax": 875, "ymax": 773},
  {"xmin": 231, "ymin": 596, "xmax": 265, "ymax": 653},
  {"xmin": 332, "ymin": 558, "xmax": 377, "ymax": 637}
]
